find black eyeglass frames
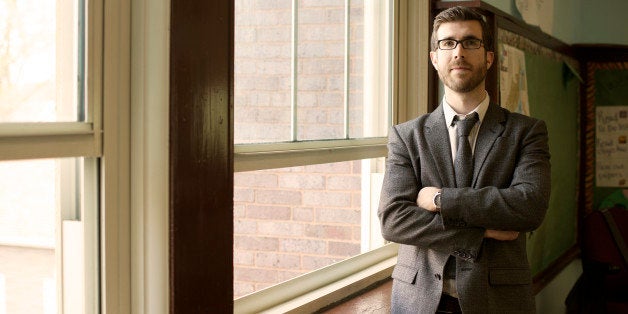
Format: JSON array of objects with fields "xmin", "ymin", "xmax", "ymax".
[{"xmin": 437, "ymin": 38, "xmax": 483, "ymax": 50}]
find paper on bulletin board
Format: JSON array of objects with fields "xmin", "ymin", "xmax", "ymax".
[
  {"xmin": 515, "ymin": 0, "xmax": 554, "ymax": 34},
  {"xmin": 596, "ymin": 106, "xmax": 628, "ymax": 187},
  {"xmin": 499, "ymin": 43, "xmax": 530, "ymax": 116}
]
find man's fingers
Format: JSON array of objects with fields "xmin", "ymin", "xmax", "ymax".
[{"xmin": 485, "ymin": 230, "xmax": 519, "ymax": 241}]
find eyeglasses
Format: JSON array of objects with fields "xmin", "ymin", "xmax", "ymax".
[{"xmin": 437, "ymin": 38, "xmax": 483, "ymax": 50}]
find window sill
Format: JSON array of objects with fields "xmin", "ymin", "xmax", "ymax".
[{"xmin": 234, "ymin": 244, "xmax": 397, "ymax": 314}]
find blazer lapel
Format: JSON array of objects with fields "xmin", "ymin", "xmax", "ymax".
[
  {"xmin": 472, "ymin": 103, "xmax": 505, "ymax": 186},
  {"xmin": 424, "ymin": 105, "xmax": 456, "ymax": 187}
]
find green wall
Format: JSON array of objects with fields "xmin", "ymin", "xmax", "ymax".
[{"xmin": 481, "ymin": 0, "xmax": 628, "ymax": 45}]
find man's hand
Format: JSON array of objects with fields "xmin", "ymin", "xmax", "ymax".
[
  {"xmin": 484, "ymin": 229, "xmax": 519, "ymax": 241},
  {"xmin": 417, "ymin": 187, "xmax": 441, "ymax": 212}
]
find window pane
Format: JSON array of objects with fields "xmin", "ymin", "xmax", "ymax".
[
  {"xmin": 233, "ymin": 158, "xmax": 386, "ymax": 298},
  {"xmin": 296, "ymin": 2, "xmax": 347, "ymax": 140},
  {"xmin": 0, "ymin": 0, "xmax": 84, "ymax": 122},
  {"xmin": 234, "ymin": 0, "xmax": 293, "ymax": 143},
  {"xmin": 234, "ymin": 0, "xmax": 391, "ymax": 144},
  {"xmin": 0, "ymin": 158, "xmax": 95, "ymax": 313}
]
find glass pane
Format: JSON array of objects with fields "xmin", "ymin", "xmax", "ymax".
[
  {"xmin": 296, "ymin": 2, "xmax": 347, "ymax": 140},
  {"xmin": 233, "ymin": 158, "xmax": 386, "ymax": 298},
  {"xmin": 0, "ymin": 158, "xmax": 94, "ymax": 313},
  {"xmin": 350, "ymin": 0, "xmax": 391, "ymax": 138},
  {"xmin": 234, "ymin": 0, "xmax": 391, "ymax": 144},
  {"xmin": 0, "ymin": 0, "xmax": 84, "ymax": 122},
  {"xmin": 234, "ymin": 0, "xmax": 293, "ymax": 143}
]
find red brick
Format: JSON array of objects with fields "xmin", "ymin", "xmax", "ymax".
[
  {"xmin": 256, "ymin": 252, "xmax": 301, "ymax": 269},
  {"xmin": 304, "ymin": 224, "xmax": 352, "ymax": 240},
  {"xmin": 299, "ymin": 25, "xmax": 344, "ymax": 41},
  {"xmin": 234, "ymin": 266, "xmax": 278, "ymax": 283},
  {"xmin": 234, "ymin": 187, "xmax": 254, "ymax": 202},
  {"xmin": 319, "ymin": 92, "xmax": 343, "ymax": 107},
  {"xmin": 298, "ymin": 109, "xmax": 328, "ymax": 124},
  {"xmin": 257, "ymin": 28, "xmax": 291, "ymax": 44},
  {"xmin": 303, "ymin": 190, "xmax": 351, "ymax": 207},
  {"xmin": 257, "ymin": 221, "xmax": 304, "ymax": 237},
  {"xmin": 327, "ymin": 175, "xmax": 361, "ymax": 190},
  {"xmin": 233, "ymin": 171, "xmax": 277, "ymax": 189},
  {"xmin": 299, "ymin": 7, "xmax": 344, "ymax": 24},
  {"xmin": 292, "ymin": 92, "xmax": 316, "ymax": 108},
  {"xmin": 302, "ymin": 255, "xmax": 341, "ymax": 271},
  {"xmin": 234, "ymin": 123, "xmax": 290, "ymax": 143},
  {"xmin": 351, "ymin": 192, "xmax": 362, "ymax": 208},
  {"xmin": 234, "ymin": 250, "xmax": 255, "ymax": 266},
  {"xmin": 255, "ymin": 190, "xmax": 302, "ymax": 205},
  {"xmin": 278, "ymin": 173, "xmax": 325, "ymax": 190},
  {"xmin": 252, "ymin": 0, "xmax": 291, "ymax": 10},
  {"xmin": 258, "ymin": 107, "xmax": 292, "ymax": 123},
  {"xmin": 233, "ymin": 281, "xmax": 256, "ymax": 299},
  {"xmin": 304, "ymin": 162, "xmax": 352, "ymax": 174},
  {"xmin": 246, "ymin": 204, "xmax": 291, "ymax": 220},
  {"xmin": 301, "ymin": 0, "xmax": 345, "ymax": 8},
  {"xmin": 277, "ymin": 269, "xmax": 307, "ymax": 283},
  {"xmin": 234, "ymin": 219, "xmax": 258, "ymax": 234},
  {"xmin": 316, "ymin": 208, "xmax": 360, "ymax": 224},
  {"xmin": 352, "ymin": 226, "xmax": 362, "ymax": 241},
  {"xmin": 328, "ymin": 241, "xmax": 361, "ymax": 257},
  {"xmin": 234, "ymin": 235, "xmax": 279, "ymax": 251},
  {"xmin": 233, "ymin": 204, "xmax": 246, "ymax": 218},
  {"xmin": 280, "ymin": 238, "xmax": 326, "ymax": 254},
  {"xmin": 292, "ymin": 207, "xmax": 315, "ymax": 222}
]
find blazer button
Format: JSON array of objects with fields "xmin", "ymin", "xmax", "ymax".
[{"xmin": 435, "ymin": 274, "xmax": 442, "ymax": 280}]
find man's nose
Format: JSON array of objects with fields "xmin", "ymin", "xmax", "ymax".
[{"xmin": 452, "ymin": 44, "xmax": 466, "ymax": 58}]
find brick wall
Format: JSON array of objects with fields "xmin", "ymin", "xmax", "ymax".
[
  {"xmin": 233, "ymin": 161, "xmax": 363, "ymax": 297},
  {"xmin": 234, "ymin": 0, "xmax": 367, "ymax": 298}
]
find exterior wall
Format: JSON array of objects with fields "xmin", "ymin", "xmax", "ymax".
[
  {"xmin": 234, "ymin": 161, "xmax": 363, "ymax": 297},
  {"xmin": 233, "ymin": 0, "xmax": 366, "ymax": 298}
]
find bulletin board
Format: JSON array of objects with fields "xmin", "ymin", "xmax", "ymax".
[
  {"xmin": 583, "ymin": 62, "xmax": 628, "ymax": 212},
  {"xmin": 498, "ymin": 29, "xmax": 580, "ymax": 279}
]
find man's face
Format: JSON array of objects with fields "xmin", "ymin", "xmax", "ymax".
[{"xmin": 429, "ymin": 20, "xmax": 494, "ymax": 94}]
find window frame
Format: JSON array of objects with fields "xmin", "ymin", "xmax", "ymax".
[
  {"xmin": 233, "ymin": 0, "xmax": 430, "ymax": 312},
  {"xmin": 0, "ymin": 0, "xmax": 112, "ymax": 312}
]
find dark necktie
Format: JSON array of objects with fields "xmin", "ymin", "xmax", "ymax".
[
  {"xmin": 454, "ymin": 112, "xmax": 479, "ymax": 188},
  {"xmin": 444, "ymin": 112, "xmax": 479, "ymax": 281}
]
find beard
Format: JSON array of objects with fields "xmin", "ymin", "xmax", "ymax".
[{"xmin": 438, "ymin": 59, "xmax": 488, "ymax": 93}]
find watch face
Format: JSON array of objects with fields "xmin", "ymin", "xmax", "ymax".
[{"xmin": 434, "ymin": 192, "xmax": 441, "ymax": 208}]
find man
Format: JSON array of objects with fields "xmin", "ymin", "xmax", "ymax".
[{"xmin": 378, "ymin": 6, "xmax": 551, "ymax": 314}]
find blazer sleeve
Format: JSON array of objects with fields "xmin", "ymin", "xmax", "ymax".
[
  {"xmin": 440, "ymin": 118, "xmax": 551, "ymax": 232},
  {"xmin": 378, "ymin": 125, "xmax": 485, "ymax": 259}
]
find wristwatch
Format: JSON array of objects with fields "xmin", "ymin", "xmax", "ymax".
[{"xmin": 433, "ymin": 191, "xmax": 442, "ymax": 210}]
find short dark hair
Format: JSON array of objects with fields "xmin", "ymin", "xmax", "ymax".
[{"xmin": 431, "ymin": 6, "xmax": 493, "ymax": 52}]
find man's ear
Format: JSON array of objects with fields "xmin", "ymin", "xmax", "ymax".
[
  {"xmin": 429, "ymin": 51, "xmax": 438, "ymax": 69},
  {"xmin": 486, "ymin": 51, "xmax": 494, "ymax": 70}
]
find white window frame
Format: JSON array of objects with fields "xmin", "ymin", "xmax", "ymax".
[
  {"xmin": 233, "ymin": 0, "xmax": 429, "ymax": 312},
  {"xmin": 100, "ymin": 0, "xmax": 171, "ymax": 312},
  {"xmin": 0, "ymin": 0, "xmax": 171, "ymax": 313},
  {"xmin": 0, "ymin": 0, "xmax": 107, "ymax": 312}
]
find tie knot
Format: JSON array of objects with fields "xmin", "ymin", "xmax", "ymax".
[{"xmin": 455, "ymin": 112, "xmax": 479, "ymax": 137}]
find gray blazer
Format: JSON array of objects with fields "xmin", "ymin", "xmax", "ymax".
[{"xmin": 378, "ymin": 103, "xmax": 551, "ymax": 313}]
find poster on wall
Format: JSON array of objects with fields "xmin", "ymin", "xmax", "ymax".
[
  {"xmin": 499, "ymin": 43, "xmax": 530, "ymax": 116},
  {"xmin": 596, "ymin": 106, "xmax": 628, "ymax": 187},
  {"xmin": 515, "ymin": 0, "xmax": 554, "ymax": 34}
]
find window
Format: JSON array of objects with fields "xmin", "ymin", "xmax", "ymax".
[
  {"xmin": 233, "ymin": 0, "xmax": 393, "ymax": 301},
  {"xmin": 233, "ymin": 0, "xmax": 429, "ymax": 311},
  {"xmin": 0, "ymin": 0, "xmax": 108, "ymax": 312}
]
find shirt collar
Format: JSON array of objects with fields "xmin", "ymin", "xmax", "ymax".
[{"xmin": 442, "ymin": 91, "xmax": 490, "ymax": 127}]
